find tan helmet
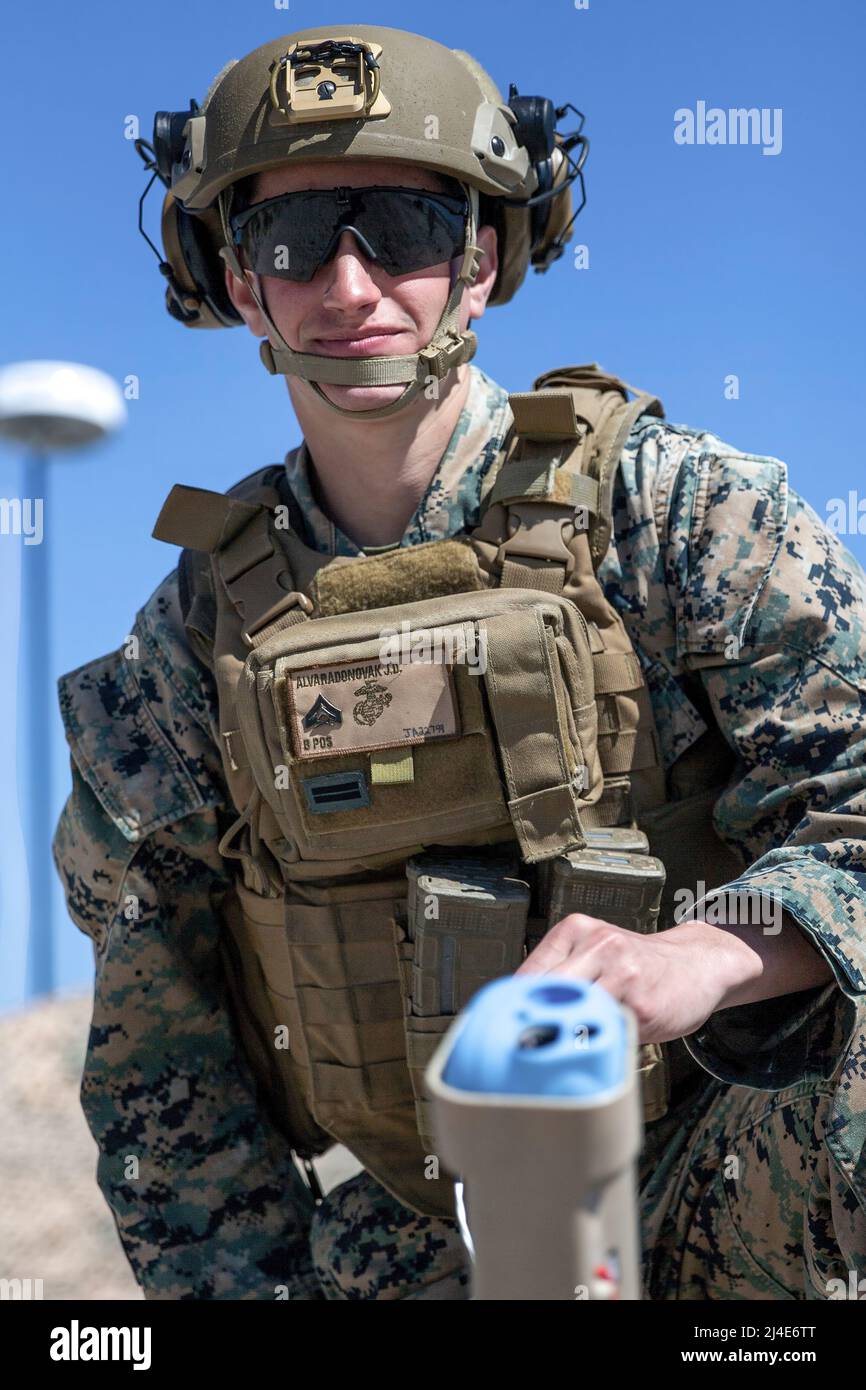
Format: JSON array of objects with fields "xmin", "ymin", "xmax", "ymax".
[{"xmin": 135, "ymin": 24, "xmax": 588, "ymax": 418}]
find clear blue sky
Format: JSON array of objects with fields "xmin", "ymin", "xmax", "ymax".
[{"xmin": 1, "ymin": 0, "xmax": 864, "ymax": 1006}]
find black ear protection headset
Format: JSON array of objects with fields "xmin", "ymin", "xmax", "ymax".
[
  {"xmin": 502, "ymin": 86, "xmax": 588, "ymax": 266},
  {"xmin": 133, "ymin": 87, "xmax": 588, "ymax": 330}
]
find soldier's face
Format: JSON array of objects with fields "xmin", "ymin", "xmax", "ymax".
[{"xmin": 223, "ymin": 158, "xmax": 498, "ymax": 412}]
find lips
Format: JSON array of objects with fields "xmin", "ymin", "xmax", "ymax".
[{"xmin": 310, "ymin": 330, "xmax": 405, "ymax": 355}]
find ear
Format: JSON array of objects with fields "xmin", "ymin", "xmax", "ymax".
[
  {"xmin": 465, "ymin": 223, "xmax": 499, "ymax": 320},
  {"xmin": 222, "ymin": 258, "xmax": 270, "ymax": 338}
]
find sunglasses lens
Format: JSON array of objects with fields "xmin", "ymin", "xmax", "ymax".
[
  {"xmin": 362, "ymin": 190, "xmax": 466, "ymax": 275},
  {"xmin": 236, "ymin": 194, "xmax": 324, "ymax": 281},
  {"xmin": 234, "ymin": 187, "xmax": 467, "ymax": 282}
]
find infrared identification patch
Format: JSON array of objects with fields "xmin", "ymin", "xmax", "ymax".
[{"xmin": 285, "ymin": 655, "xmax": 460, "ymax": 760}]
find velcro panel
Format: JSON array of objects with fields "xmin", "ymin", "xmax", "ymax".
[
  {"xmin": 370, "ymin": 749, "xmax": 415, "ymax": 785},
  {"xmin": 311, "ymin": 539, "xmax": 482, "ymax": 617}
]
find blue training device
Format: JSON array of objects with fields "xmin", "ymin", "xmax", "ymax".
[{"xmin": 441, "ymin": 975, "xmax": 627, "ymax": 1098}]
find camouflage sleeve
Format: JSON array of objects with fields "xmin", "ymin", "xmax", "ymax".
[
  {"xmin": 660, "ymin": 443, "xmax": 866, "ymax": 1090},
  {"xmin": 52, "ymin": 567, "xmax": 323, "ymax": 1300}
]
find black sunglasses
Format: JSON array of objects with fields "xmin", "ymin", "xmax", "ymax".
[{"xmin": 229, "ymin": 184, "xmax": 470, "ymax": 283}]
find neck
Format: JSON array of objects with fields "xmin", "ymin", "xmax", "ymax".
[{"xmin": 287, "ymin": 366, "xmax": 472, "ymax": 549}]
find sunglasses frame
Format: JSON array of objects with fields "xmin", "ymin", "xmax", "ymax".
[{"xmin": 228, "ymin": 183, "xmax": 471, "ymax": 281}]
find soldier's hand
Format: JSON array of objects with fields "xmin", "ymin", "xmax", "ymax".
[{"xmin": 514, "ymin": 914, "xmax": 746, "ymax": 1045}]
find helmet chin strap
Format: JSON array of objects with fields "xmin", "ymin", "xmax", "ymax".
[{"xmin": 217, "ymin": 185, "xmax": 484, "ymax": 421}]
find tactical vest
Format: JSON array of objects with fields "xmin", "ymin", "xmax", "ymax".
[{"xmin": 153, "ymin": 364, "xmax": 743, "ymax": 1220}]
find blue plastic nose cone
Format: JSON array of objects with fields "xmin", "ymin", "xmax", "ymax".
[{"xmin": 441, "ymin": 976, "xmax": 626, "ymax": 1098}]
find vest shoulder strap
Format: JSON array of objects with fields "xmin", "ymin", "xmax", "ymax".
[
  {"xmin": 154, "ymin": 463, "xmax": 303, "ymax": 668},
  {"xmin": 485, "ymin": 362, "xmax": 664, "ymax": 574},
  {"xmin": 152, "ymin": 462, "xmax": 296, "ymax": 552}
]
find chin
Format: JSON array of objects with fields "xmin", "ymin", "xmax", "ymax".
[{"xmin": 319, "ymin": 383, "xmax": 412, "ymax": 411}]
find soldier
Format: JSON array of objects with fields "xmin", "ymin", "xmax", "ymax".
[{"xmin": 53, "ymin": 25, "xmax": 866, "ymax": 1300}]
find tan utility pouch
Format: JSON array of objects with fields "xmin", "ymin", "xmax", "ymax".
[{"xmin": 234, "ymin": 588, "xmax": 603, "ymax": 870}]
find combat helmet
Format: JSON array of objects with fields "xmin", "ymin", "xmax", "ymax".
[{"xmin": 135, "ymin": 24, "xmax": 589, "ymax": 417}]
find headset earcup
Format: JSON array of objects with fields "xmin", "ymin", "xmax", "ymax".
[
  {"xmin": 528, "ymin": 159, "xmax": 554, "ymax": 258},
  {"xmin": 159, "ymin": 193, "xmax": 242, "ymax": 329},
  {"xmin": 486, "ymin": 201, "xmax": 533, "ymax": 307},
  {"xmin": 529, "ymin": 139, "xmax": 575, "ymax": 271}
]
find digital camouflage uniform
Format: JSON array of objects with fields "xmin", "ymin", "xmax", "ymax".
[{"xmin": 53, "ymin": 363, "xmax": 866, "ymax": 1300}]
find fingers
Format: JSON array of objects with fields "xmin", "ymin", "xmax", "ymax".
[{"xmin": 514, "ymin": 913, "xmax": 617, "ymax": 979}]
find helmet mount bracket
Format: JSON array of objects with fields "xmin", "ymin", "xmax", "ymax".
[{"xmin": 268, "ymin": 37, "xmax": 391, "ymax": 124}]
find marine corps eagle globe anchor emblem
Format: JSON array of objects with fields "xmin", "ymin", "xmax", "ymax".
[{"xmin": 353, "ymin": 680, "xmax": 393, "ymax": 727}]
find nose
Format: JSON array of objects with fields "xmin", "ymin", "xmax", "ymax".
[{"xmin": 319, "ymin": 230, "xmax": 383, "ymax": 311}]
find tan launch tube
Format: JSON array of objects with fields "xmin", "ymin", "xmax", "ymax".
[{"xmin": 425, "ymin": 1002, "xmax": 643, "ymax": 1301}]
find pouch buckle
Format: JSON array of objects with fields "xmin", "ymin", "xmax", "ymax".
[
  {"xmin": 495, "ymin": 500, "xmax": 577, "ymax": 578},
  {"xmin": 242, "ymin": 589, "xmax": 314, "ymax": 648}
]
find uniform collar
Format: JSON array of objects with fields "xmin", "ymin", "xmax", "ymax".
[{"xmin": 282, "ymin": 363, "xmax": 512, "ymax": 557}]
